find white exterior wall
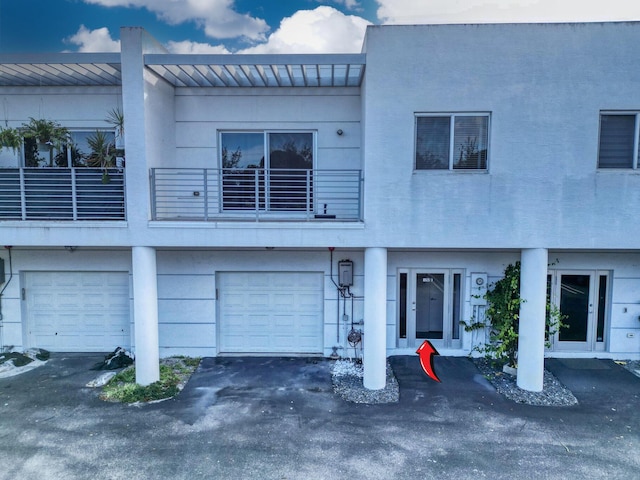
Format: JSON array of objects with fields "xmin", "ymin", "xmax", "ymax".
[
  {"xmin": 0, "ymin": 249, "xmax": 132, "ymax": 351},
  {"xmin": 1, "ymin": 246, "xmax": 639, "ymax": 359},
  {"xmin": 155, "ymin": 248, "xmax": 364, "ymax": 358},
  {"xmin": 0, "ymin": 86, "xmax": 131, "ymax": 247},
  {"xmin": 385, "ymin": 250, "xmax": 640, "ymax": 359},
  {"xmin": 2, "ymin": 23, "xmax": 640, "ymax": 362},
  {"xmin": 362, "ymin": 23, "xmax": 640, "ymax": 250},
  {"xmin": 174, "ymin": 88, "xmax": 361, "ymax": 171}
]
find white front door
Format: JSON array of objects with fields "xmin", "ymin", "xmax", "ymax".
[
  {"xmin": 217, "ymin": 272, "xmax": 324, "ymax": 354},
  {"xmin": 24, "ymin": 271, "xmax": 131, "ymax": 352}
]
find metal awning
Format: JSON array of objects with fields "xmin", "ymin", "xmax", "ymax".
[
  {"xmin": 144, "ymin": 53, "xmax": 365, "ymax": 88},
  {"xmin": 0, "ymin": 53, "xmax": 122, "ymax": 86},
  {"xmin": 0, "ymin": 52, "xmax": 365, "ymax": 88}
]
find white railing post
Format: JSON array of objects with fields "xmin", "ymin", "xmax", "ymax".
[
  {"xmin": 149, "ymin": 169, "xmax": 156, "ymax": 220},
  {"xmin": 306, "ymin": 170, "xmax": 312, "ymax": 220},
  {"xmin": 70, "ymin": 168, "xmax": 78, "ymax": 220},
  {"xmin": 203, "ymin": 168, "xmax": 209, "ymax": 220},
  {"xmin": 19, "ymin": 168, "xmax": 26, "ymax": 220},
  {"xmin": 254, "ymin": 169, "xmax": 260, "ymax": 221}
]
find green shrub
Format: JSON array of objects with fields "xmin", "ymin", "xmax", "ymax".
[
  {"xmin": 100, "ymin": 358, "xmax": 200, "ymax": 403},
  {"xmin": 463, "ymin": 262, "xmax": 564, "ymax": 368}
]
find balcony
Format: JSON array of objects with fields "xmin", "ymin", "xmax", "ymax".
[
  {"xmin": 0, "ymin": 168, "xmax": 126, "ymax": 221},
  {"xmin": 150, "ymin": 168, "xmax": 362, "ymax": 222}
]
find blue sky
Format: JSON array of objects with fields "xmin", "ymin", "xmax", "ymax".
[{"xmin": 1, "ymin": 1, "xmax": 640, "ymax": 54}]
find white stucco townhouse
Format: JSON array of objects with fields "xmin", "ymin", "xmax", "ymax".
[{"xmin": 1, "ymin": 22, "xmax": 639, "ymax": 391}]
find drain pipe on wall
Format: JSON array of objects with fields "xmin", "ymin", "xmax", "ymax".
[
  {"xmin": 329, "ymin": 247, "xmax": 347, "ymax": 359},
  {"xmin": 0, "ymin": 246, "xmax": 14, "ymax": 352}
]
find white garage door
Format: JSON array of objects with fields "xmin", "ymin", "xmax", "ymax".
[
  {"xmin": 25, "ymin": 271, "xmax": 130, "ymax": 352},
  {"xmin": 218, "ymin": 272, "xmax": 324, "ymax": 354}
]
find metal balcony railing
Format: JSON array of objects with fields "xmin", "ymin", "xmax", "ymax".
[
  {"xmin": 150, "ymin": 168, "xmax": 362, "ymax": 222},
  {"xmin": 0, "ymin": 168, "xmax": 126, "ymax": 221}
]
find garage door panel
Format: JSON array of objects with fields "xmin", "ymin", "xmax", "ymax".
[
  {"xmin": 219, "ymin": 272, "xmax": 323, "ymax": 354},
  {"xmin": 26, "ymin": 272, "xmax": 131, "ymax": 352},
  {"xmin": 248, "ymin": 294, "xmax": 270, "ymax": 308}
]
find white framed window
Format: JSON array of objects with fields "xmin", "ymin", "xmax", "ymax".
[
  {"xmin": 598, "ymin": 112, "xmax": 640, "ymax": 169},
  {"xmin": 415, "ymin": 113, "xmax": 489, "ymax": 171}
]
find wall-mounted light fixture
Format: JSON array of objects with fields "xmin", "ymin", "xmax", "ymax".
[{"xmin": 336, "ymin": 129, "xmax": 343, "ymax": 136}]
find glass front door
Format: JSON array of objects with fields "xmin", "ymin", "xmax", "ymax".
[
  {"xmin": 549, "ymin": 270, "xmax": 609, "ymax": 351},
  {"xmin": 398, "ymin": 269, "xmax": 462, "ymax": 349}
]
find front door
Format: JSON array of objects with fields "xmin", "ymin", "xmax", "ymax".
[
  {"xmin": 398, "ymin": 269, "xmax": 462, "ymax": 349},
  {"xmin": 549, "ymin": 270, "xmax": 609, "ymax": 351}
]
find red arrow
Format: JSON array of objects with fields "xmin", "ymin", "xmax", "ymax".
[{"xmin": 416, "ymin": 340, "xmax": 441, "ymax": 382}]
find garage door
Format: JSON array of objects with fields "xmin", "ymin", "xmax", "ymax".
[
  {"xmin": 25, "ymin": 271, "xmax": 130, "ymax": 352},
  {"xmin": 218, "ymin": 272, "xmax": 324, "ymax": 354}
]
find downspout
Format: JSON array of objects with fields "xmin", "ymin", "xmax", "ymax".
[{"xmin": 0, "ymin": 246, "xmax": 14, "ymax": 351}]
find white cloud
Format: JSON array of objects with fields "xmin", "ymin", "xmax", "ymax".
[
  {"xmin": 376, "ymin": 0, "xmax": 640, "ymax": 24},
  {"xmin": 239, "ymin": 6, "xmax": 370, "ymax": 54},
  {"xmin": 83, "ymin": 0, "xmax": 269, "ymax": 40},
  {"xmin": 165, "ymin": 40, "xmax": 230, "ymax": 54},
  {"xmin": 65, "ymin": 25, "xmax": 121, "ymax": 52},
  {"xmin": 327, "ymin": 0, "xmax": 361, "ymax": 10}
]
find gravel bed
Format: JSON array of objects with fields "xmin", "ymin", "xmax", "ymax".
[
  {"xmin": 332, "ymin": 359, "xmax": 399, "ymax": 404},
  {"xmin": 331, "ymin": 357, "xmax": 640, "ymax": 406},
  {"xmin": 474, "ymin": 358, "xmax": 578, "ymax": 407},
  {"xmin": 621, "ymin": 359, "xmax": 640, "ymax": 378}
]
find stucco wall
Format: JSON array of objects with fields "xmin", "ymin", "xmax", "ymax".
[
  {"xmin": 2, "ymin": 247, "xmax": 638, "ymax": 358},
  {"xmin": 362, "ymin": 23, "xmax": 640, "ymax": 250}
]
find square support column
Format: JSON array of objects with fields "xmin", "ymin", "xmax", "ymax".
[
  {"xmin": 132, "ymin": 246, "xmax": 160, "ymax": 386},
  {"xmin": 517, "ymin": 248, "xmax": 548, "ymax": 392},
  {"xmin": 363, "ymin": 247, "xmax": 388, "ymax": 390}
]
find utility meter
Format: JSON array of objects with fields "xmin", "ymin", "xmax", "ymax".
[
  {"xmin": 338, "ymin": 260, "xmax": 353, "ymax": 287},
  {"xmin": 470, "ymin": 272, "xmax": 488, "ymax": 306}
]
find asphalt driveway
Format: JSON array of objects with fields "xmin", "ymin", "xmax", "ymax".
[{"xmin": 1, "ymin": 354, "xmax": 639, "ymax": 480}]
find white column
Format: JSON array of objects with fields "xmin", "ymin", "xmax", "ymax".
[
  {"xmin": 517, "ymin": 248, "xmax": 548, "ymax": 392},
  {"xmin": 363, "ymin": 247, "xmax": 388, "ymax": 390},
  {"xmin": 132, "ymin": 246, "xmax": 160, "ymax": 386}
]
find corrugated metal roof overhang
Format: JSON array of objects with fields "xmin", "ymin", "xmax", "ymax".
[
  {"xmin": 0, "ymin": 53, "xmax": 122, "ymax": 87},
  {"xmin": 144, "ymin": 53, "xmax": 365, "ymax": 87}
]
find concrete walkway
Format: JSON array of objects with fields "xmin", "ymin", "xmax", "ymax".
[{"xmin": 0, "ymin": 354, "xmax": 638, "ymax": 480}]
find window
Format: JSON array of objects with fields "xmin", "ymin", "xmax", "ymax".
[
  {"xmin": 415, "ymin": 114, "xmax": 489, "ymax": 170},
  {"xmin": 598, "ymin": 113, "xmax": 640, "ymax": 168},
  {"xmin": 220, "ymin": 131, "xmax": 314, "ymax": 211},
  {"xmin": 24, "ymin": 130, "xmax": 117, "ymax": 168}
]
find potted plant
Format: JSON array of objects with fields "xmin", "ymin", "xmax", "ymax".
[
  {"xmin": 106, "ymin": 108, "xmax": 125, "ymax": 167},
  {"xmin": 106, "ymin": 107, "xmax": 124, "ymax": 145},
  {"xmin": 87, "ymin": 130, "xmax": 116, "ymax": 183},
  {"xmin": 0, "ymin": 126, "xmax": 23, "ymax": 154},
  {"xmin": 21, "ymin": 118, "xmax": 69, "ymax": 167}
]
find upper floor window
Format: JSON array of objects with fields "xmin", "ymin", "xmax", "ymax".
[
  {"xmin": 219, "ymin": 131, "xmax": 314, "ymax": 211},
  {"xmin": 598, "ymin": 113, "xmax": 640, "ymax": 169},
  {"xmin": 24, "ymin": 130, "xmax": 117, "ymax": 168},
  {"xmin": 415, "ymin": 114, "xmax": 489, "ymax": 171}
]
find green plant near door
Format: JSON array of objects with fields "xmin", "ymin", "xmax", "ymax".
[{"xmin": 462, "ymin": 261, "xmax": 564, "ymax": 368}]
